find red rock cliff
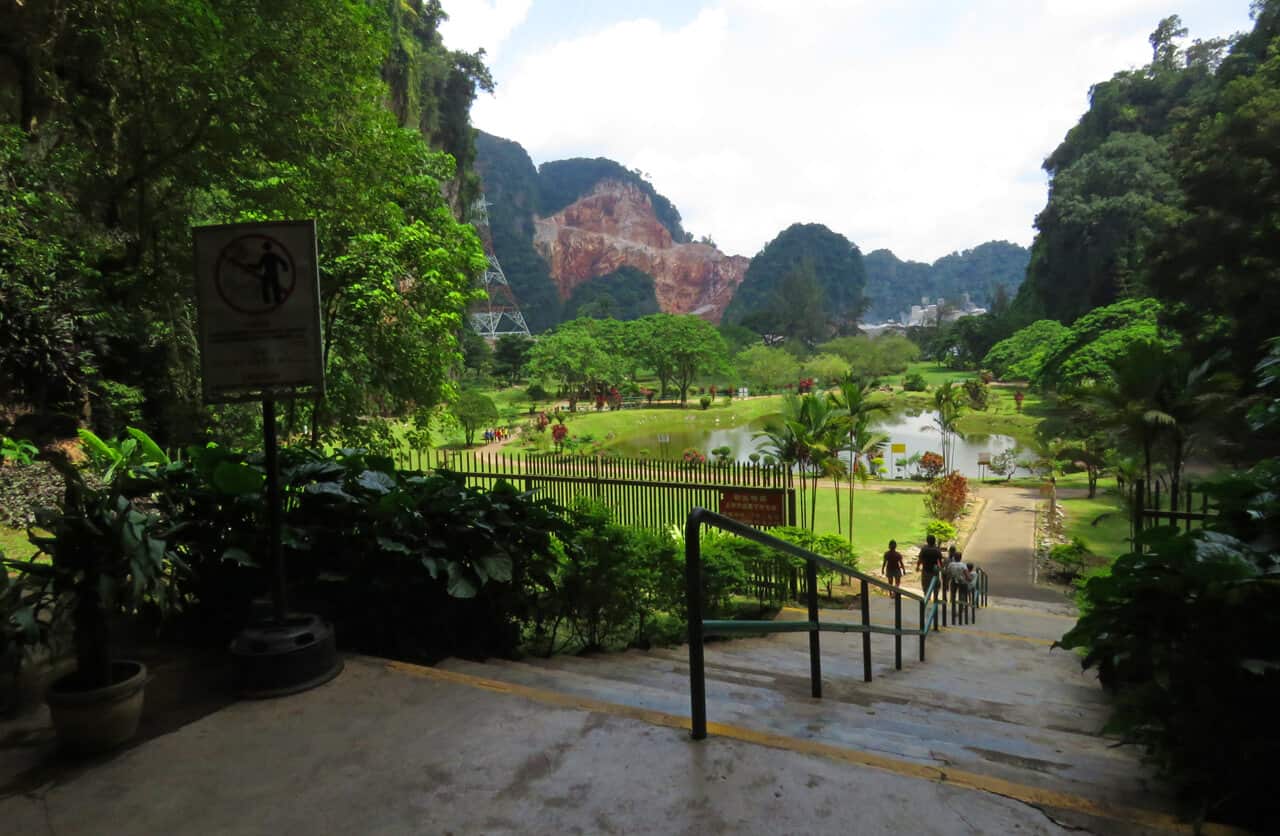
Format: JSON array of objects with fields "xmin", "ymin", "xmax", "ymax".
[{"xmin": 532, "ymin": 180, "xmax": 748, "ymax": 322}]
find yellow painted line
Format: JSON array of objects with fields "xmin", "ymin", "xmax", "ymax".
[
  {"xmin": 985, "ymin": 605, "xmax": 1078, "ymax": 621},
  {"xmin": 386, "ymin": 660, "xmax": 1241, "ymax": 835},
  {"xmin": 946, "ymin": 627, "xmax": 1055, "ymax": 646},
  {"xmin": 779, "ymin": 607, "xmax": 1053, "ymax": 645}
]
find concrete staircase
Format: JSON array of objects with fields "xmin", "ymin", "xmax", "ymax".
[{"xmin": 440, "ymin": 595, "xmax": 1173, "ymax": 826}]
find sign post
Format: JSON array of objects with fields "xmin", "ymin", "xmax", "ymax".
[
  {"xmin": 977, "ymin": 452, "xmax": 991, "ymax": 483},
  {"xmin": 890, "ymin": 442, "xmax": 906, "ymax": 479},
  {"xmin": 193, "ymin": 220, "xmax": 340, "ymax": 697}
]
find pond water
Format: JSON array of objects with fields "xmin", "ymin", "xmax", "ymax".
[{"xmin": 607, "ymin": 409, "xmax": 1017, "ymax": 479}]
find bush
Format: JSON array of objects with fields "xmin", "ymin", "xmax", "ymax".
[
  {"xmin": 902, "ymin": 372, "xmax": 927, "ymax": 392},
  {"xmin": 924, "ymin": 519, "xmax": 957, "ymax": 544},
  {"xmin": 526, "ymin": 383, "xmax": 549, "ymax": 403},
  {"xmin": 962, "ymin": 379, "xmax": 989, "ymax": 410},
  {"xmin": 1059, "ymin": 526, "xmax": 1279, "ymax": 829},
  {"xmin": 699, "ymin": 395, "xmax": 712, "ymax": 410},
  {"xmin": 919, "ymin": 451, "xmax": 945, "ymax": 480},
  {"xmin": 1048, "ymin": 537, "xmax": 1089, "ymax": 580},
  {"xmin": 549, "ymin": 501, "xmax": 681, "ymax": 653},
  {"xmin": 924, "ymin": 472, "xmax": 968, "ymax": 522},
  {"xmin": 150, "ymin": 444, "xmax": 571, "ymax": 660}
]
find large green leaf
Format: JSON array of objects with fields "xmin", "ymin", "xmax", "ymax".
[
  {"xmin": 445, "ymin": 562, "xmax": 477, "ymax": 598},
  {"xmin": 357, "ymin": 470, "xmax": 397, "ymax": 495},
  {"xmin": 474, "ymin": 555, "xmax": 512, "ymax": 583},
  {"xmin": 125, "ymin": 427, "xmax": 169, "ymax": 465},
  {"xmin": 211, "ymin": 461, "xmax": 265, "ymax": 496}
]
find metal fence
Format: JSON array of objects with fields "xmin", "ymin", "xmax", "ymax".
[{"xmin": 397, "ymin": 449, "xmax": 797, "ymax": 532}]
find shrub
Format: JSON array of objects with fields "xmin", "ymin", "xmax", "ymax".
[
  {"xmin": 1058, "ymin": 526, "xmax": 1279, "ymax": 829},
  {"xmin": 919, "ymin": 451, "xmax": 945, "ymax": 480},
  {"xmin": 924, "ymin": 519, "xmax": 957, "ymax": 544},
  {"xmin": 0, "ymin": 436, "xmax": 37, "ymax": 466},
  {"xmin": 526, "ymin": 383, "xmax": 549, "ymax": 403},
  {"xmin": 699, "ymin": 395, "xmax": 712, "ymax": 410},
  {"xmin": 548, "ymin": 501, "xmax": 680, "ymax": 653},
  {"xmin": 1048, "ymin": 537, "xmax": 1090, "ymax": 580},
  {"xmin": 902, "ymin": 372, "xmax": 927, "ymax": 392},
  {"xmin": 924, "ymin": 472, "xmax": 968, "ymax": 522},
  {"xmin": 962, "ymin": 379, "xmax": 989, "ymax": 410}
]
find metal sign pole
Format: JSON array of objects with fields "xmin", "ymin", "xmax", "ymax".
[{"xmin": 262, "ymin": 395, "xmax": 287, "ymax": 622}]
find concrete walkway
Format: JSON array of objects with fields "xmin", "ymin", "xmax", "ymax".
[
  {"xmin": 966, "ymin": 484, "xmax": 1066, "ymax": 604},
  {"xmin": 0, "ymin": 484, "xmax": 1206, "ymax": 834}
]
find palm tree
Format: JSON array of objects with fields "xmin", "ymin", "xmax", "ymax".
[
  {"xmin": 828, "ymin": 374, "xmax": 888, "ymax": 548},
  {"xmin": 755, "ymin": 395, "xmax": 809, "ymax": 528},
  {"xmin": 929, "ymin": 380, "xmax": 966, "ymax": 473}
]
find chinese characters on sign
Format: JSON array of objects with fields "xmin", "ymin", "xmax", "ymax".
[
  {"xmin": 193, "ymin": 221, "xmax": 323, "ymax": 403},
  {"xmin": 719, "ymin": 490, "xmax": 787, "ymax": 527}
]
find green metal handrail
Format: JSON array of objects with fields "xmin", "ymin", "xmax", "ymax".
[{"xmin": 685, "ymin": 508, "xmax": 978, "ymax": 740}]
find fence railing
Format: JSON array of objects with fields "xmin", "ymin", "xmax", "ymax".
[
  {"xmin": 684, "ymin": 508, "xmax": 989, "ymax": 741},
  {"xmin": 1131, "ymin": 478, "xmax": 1215, "ymax": 537},
  {"xmin": 408, "ymin": 450, "xmax": 797, "ymax": 531}
]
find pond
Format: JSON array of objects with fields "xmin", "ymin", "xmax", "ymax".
[{"xmin": 606, "ymin": 409, "xmax": 1017, "ymax": 479}]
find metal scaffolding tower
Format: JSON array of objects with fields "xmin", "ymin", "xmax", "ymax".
[{"xmin": 469, "ymin": 196, "xmax": 531, "ymax": 340}]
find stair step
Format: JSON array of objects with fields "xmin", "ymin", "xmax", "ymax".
[{"xmin": 437, "ymin": 652, "xmax": 1161, "ymax": 811}]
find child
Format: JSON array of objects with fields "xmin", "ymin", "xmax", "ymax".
[{"xmin": 881, "ymin": 540, "xmax": 905, "ymax": 589}]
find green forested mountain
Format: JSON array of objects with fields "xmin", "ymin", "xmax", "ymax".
[
  {"xmin": 1012, "ymin": 15, "xmax": 1229, "ymax": 324},
  {"xmin": 0, "ymin": 0, "xmax": 490, "ymax": 446},
  {"xmin": 722, "ymin": 223, "xmax": 866, "ymax": 343},
  {"xmin": 1010, "ymin": 5, "xmax": 1280, "ymax": 380},
  {"xmin": 562, "ymin": 267, "xmax": 660, "ymax": 321},
  {"xmin": 862, "ymin": 241, "xmax": 1029, "ymax": 322}
]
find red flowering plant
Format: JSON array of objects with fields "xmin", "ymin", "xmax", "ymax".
[
  {"xmin": 919, "ymin": 451, "xmax": 945, "ymax": 480},
  {"xmin": 681, "ymin": 447, "xmax": 706, "ymax": 467},
  {"xmin": 924, "ymin": 472, "xmax": 968, "ymax": 522},
  {"xmin": 552, "ymin": 423, "xmax": 568, "ymax": 451}
]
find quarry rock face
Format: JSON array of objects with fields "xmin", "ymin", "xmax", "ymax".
[{"xmin": 532, "ymin": 180, "xmax": 748, "ymax": 321}]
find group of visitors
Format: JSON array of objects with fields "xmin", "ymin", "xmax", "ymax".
[
  {"xmin": 482, "ymin": 427, "xmax": 509, "ymax": 444},
  {"xmin": 880, "ymin": 535, "xmax": 978, "ymax": 599}
]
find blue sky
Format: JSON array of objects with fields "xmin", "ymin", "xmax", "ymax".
[{"xmin": 442, "ymin": 1, "xmax": 1257, "ymax": 263}]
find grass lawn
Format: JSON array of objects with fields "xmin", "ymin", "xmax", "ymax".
[
  {"xmin": 1, "ymin": 525, "xmax": 36, "ymax": 561},
  {"xmin": 802, "ymin": 487, "xmax": 930, "ymax": 562},
  {"xmin": 904, "ymin": 362, "xmax": 977, "ymax": 387},
  {"xmin": 1060, "ymin": 489, "xmax": 1131, "ymax": 561}
]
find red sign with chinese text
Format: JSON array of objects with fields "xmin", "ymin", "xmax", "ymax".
[{"xmin": 719, "ymin": 490, "xmax": 787, "ymax": 527}]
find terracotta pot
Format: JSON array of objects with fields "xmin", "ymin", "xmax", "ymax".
[{"xmin": 46, "ymin": 660, "xmax": 147, "ymax": 753}]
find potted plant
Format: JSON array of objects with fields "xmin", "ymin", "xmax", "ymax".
[{"xmin": 26, "ymin": 441, "xmax": 182, "ymax": 753}]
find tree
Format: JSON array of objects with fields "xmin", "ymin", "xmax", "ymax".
[
  {"xmin": 983, "ymin": 320, "xmax": 1070, "ymax": 381},
  {"xmin": 451, "ymin": 391, "xmax": 498, "ymax": 447},
  {"xmin": 828, "ymin": 375, "xmax": 888, "ymax": 548},
  {"xmin": 525, "ymin": 322, "xmax": 613, "ymax": 412},
  {"xmin": 929, "ymin": 381, "xmax": 966, "ymax": 474},
  {"xmin": 492, "ymin": 335, "xmax": 534, "ymax": 386},
  {"xmin": 736, "ymin": 345, "xmax": 801, "ymax": 393},
  {"xmin": 802, "ymin": 354, "xmax": 848, "ymax": 386},
  {"xmin": 645, "ymin": 315, "xmax": 728, "ymax": 407},
  {"xmin": 0, "ymin": 0, "xmax": 492, "ymax": 449},
  {"xmin": 1148, "ymin": 11, "xmax": 1280, "ymax": 380}
]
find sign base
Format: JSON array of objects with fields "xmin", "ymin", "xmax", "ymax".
[{"xmin": 230, "ymin": 613, "xmax": 343, "ymax": 699}]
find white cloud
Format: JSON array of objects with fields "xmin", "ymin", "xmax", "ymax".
[
  {"xmin": 472, "ymin": 1, "xmax": 1251, "ymax": 262},
  {"xmin": 439, "ymin": 0, "xmax": 532, "ymax": 61}
]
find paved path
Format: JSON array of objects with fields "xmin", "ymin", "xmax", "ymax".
[{"xmin": 967, "ymin": 484, "xmax": 1067, "ymax": 604}]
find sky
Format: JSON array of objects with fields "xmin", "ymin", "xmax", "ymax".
[{"xmin": 441, "ymin": 1, "xmax": 1256, "ymax": 263}]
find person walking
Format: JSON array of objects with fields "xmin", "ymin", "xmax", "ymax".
[
  {"xmin": 915, "ymin": 534, "xmax": 945, "ymax": 596},
  {"xmin": 881, "ymin": 540, "xmax": 905, "ymax": 590}
]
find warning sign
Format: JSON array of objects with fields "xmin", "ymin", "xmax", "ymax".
[
  {"xmin": 193, "ymin": 221, "xmax": 323, "ymax": 402},
  {"xmin": 891, "ymin": 443, "xmax": 907, "ymax": 454},
  {"xmin": 719, "ymin": 490, "xmax": 787, "ymax": 527}
]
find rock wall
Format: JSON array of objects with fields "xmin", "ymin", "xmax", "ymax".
[{"xmin": 532, "ymin": 180, "xmax": 748, "ymax": 322}]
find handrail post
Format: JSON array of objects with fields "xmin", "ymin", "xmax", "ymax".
[
  {"xmin": 806, "ymin": 557, "xmax": 822, "ymax": 698},
  {"xmin": 939, "ymin": 578, "xmax": 946, "ymax": 629},
  {"xmin": 684, "ymin": 513, "xmax": 707, "ymax": 740},
  {"xmin": 860, "ymin": 579, "xmax": 872, "ymax": 682},
  {"xmin": 918, "ymin": 598, "xmax": 926, "ymax": 662},
  {"xmin": 893, "ymin": 590, "xmax": 902, "ymax": 671}
]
